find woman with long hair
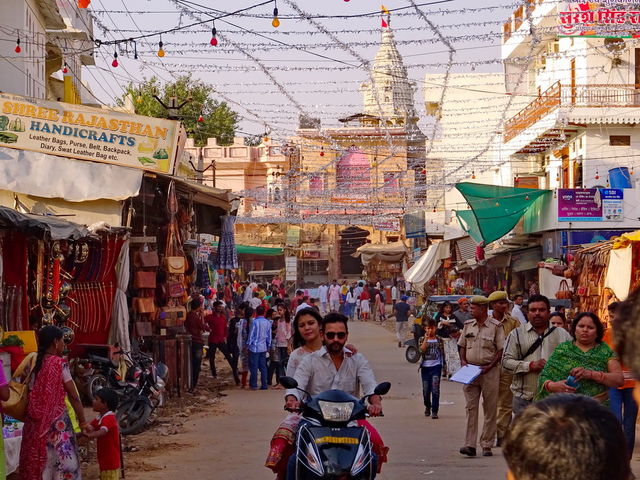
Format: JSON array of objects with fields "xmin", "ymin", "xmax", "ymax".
[{"xmin": 20, "ymin": 325, "xmax": 87, "ymax": 480}]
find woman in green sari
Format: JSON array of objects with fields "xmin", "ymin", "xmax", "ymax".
[{"xmin": 537, "ymin": 312, "xmax": 624, "ymax": 403}]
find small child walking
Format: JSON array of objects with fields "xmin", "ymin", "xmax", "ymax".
[
  {"xmin": 420, "ymin": 318, "xmax": 446, "ymax": 419},
  {"xmin": 84, "ymin": 388, "xmax": 121, "ymax": 480}
]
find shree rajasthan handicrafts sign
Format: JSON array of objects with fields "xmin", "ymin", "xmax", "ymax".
[{"xmin": 0, "ymin": 92, "xmax": 181, "ymax": 174}]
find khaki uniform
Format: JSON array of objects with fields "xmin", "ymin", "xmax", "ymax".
[
  {"xmin": 494, "ymin": 313, "xmax": 520, "ymax": 442},
  {"xmin": 458, "ymin": 317, "xmax": 505, "ymax": 449}
]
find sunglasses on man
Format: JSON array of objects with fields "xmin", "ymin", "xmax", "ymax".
[{"xmin": 324, "ymin": 331, "xmax": 347, "ymax": 340}]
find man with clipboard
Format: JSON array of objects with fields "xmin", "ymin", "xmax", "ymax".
[{"xmin": 502, "ymin": 294, "xmax": 571, "ymax": 415}]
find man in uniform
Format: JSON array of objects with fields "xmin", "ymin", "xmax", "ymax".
[
  {"xmin": 458, "ymin": 295, "xmax": 505, "ymax": 457},
  {"xmin": 488, "ymin": 290, "xmax": 520, "ymax": 447}
]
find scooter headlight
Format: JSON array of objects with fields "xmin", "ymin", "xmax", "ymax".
[
  {"xmin": 305, "ymin": 441, "xmax": 324, "ymax": 476},
  {"xmin": 318, "ymin": 401, "xmax": 354, "ymax": 422}
]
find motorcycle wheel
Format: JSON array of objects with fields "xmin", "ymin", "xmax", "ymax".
[
  {"xmin": 405, "ymin": 345, "xmax": 421, "ymax": 364},
  {"xmin": 117, "ymin": 397, "xmax": 153, "ymax": 435},
  {"xmin": 87, "ymin": 374, "xmax": 108, "ymax": 402}
]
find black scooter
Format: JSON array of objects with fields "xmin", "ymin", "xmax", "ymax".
[{"xmin": 280, "ymin": 376, "xmax": 390, "ymax": 480}]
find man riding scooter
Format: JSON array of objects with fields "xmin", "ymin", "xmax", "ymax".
[{"xmin": 284, "ymin": 313, "xmax": 388, "ymax": 479}]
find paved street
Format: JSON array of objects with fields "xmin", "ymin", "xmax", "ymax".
[{"xmin": 128, "ymin": 321, "xmax": 640, "ymax": 480}]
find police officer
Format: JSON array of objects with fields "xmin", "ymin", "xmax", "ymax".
[
  {"xmin": 458, "ymin": 295, "xmax": 505, "ymax": 457},
  {"xmin": 488, "ymin": 290, "xmax": 520, "ymax": 447}
]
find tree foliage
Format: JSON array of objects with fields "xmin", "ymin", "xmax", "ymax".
[{"xmin": 116, "ymin": 74, "xmax": 238, "ymax": 147}]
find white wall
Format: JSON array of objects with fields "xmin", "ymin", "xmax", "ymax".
[{"xmin": 584, "ymin": 126, "xmax": 640, "ymax": 188}]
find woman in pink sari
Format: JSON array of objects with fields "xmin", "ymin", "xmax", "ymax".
[{"xmin": 20, "ymin": 326, "xmax": 87, "ymax": 480}]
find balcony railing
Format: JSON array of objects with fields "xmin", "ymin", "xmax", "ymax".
[{"xmin": 504, "ymin": 83, "xmax": 640, "ymax": 142}]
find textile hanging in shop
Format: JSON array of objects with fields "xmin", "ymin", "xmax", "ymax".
[
  {"xmin": 455, "ymin": 183, "xmax": 550, "ymax": 245},
  {"xmin": 216, "ymin": 215, "xmax": 238, "ymax": 270},
  {"xmin": 109, "ymin": 238, "xmax": 132, "ymax": 353},
  {"xmin": 605, "ymin": 245, "xmax": 632, "ymax": 301}
]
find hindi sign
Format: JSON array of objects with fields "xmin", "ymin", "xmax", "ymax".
[
  {"xmin": 0, "ymin": 92, "xmax": 181, "ymax": 173},
  {"xmin": 558, "ymin": 2, "xmax": 640, "ymax": 37},
  {"xmin": 373, "ymin": 218, "xmax": 401, "ymax": 232},
  {"xmin": 558, "ymin": 188, "xmax": 624, "ymax": 221}
]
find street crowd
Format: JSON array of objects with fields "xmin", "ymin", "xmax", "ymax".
[{"xmin": 180, "ymin": 275, "xmax": 640, "ymax": 480}]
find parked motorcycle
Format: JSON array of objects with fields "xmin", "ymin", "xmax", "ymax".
[
  {"xmin": 280, "ymin": 376, "xmax": 390, "ymax": 480},
  {"xmin": 404, "ymin": 337, "xmax": 422, "ymax": 364},
  {"xmin": 116, "ymin": 358, "xmax": 168, "ymax": 435}
]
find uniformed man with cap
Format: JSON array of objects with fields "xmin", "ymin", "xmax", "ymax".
[
  {"xmin": 458, "ymin": 295, "xmax": 505, "ymax": 457},
  {"xmin": 488, "ymin": 290, "xmax": 520, "ymax": 447}
]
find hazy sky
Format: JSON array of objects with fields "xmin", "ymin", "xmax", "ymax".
[{"xmin": 86, "ymin": 0, "xmax": 515, "ymax": 139}]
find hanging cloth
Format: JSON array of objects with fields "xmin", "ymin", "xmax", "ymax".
[
  {"xmin": 109, "ymin": 238, "xmax": 132, "ymax": 353},
  {"xmin": 216, "ymin": 215, "xmax": 238, "ymax": 270}
]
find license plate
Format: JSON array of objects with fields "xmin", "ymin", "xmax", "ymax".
[{"xmin": 314, "ymin": 436, "xmax": 359, "ymax": 445}]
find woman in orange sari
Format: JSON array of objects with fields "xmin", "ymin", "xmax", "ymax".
[{"xmin": 19, "ymin": 326, "xmax": 88, "ymax": 480}]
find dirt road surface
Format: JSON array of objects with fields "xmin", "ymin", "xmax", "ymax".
[{"xmin": 124, "ymin": 321, "xmax": 640, "ymax": 480}]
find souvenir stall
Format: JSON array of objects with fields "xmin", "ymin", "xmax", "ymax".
[
  {"xmin": 354, "ymin": 241, "xmax": 408, "ymax": 284},
  {"xmin": 125, "ymin": 174, "xmax": 237, "ymax": 393}
]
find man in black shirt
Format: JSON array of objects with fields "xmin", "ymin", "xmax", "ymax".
[{"xmin": 393, "ymin": 295, "xmax": 412, "ymax": 347}]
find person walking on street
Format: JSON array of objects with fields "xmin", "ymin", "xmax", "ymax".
[
  {"xmin": 227, "ymin": 305, "xmax": 244, "ymax": 383},
  {"xmin": 184, "ymin": 297, "xmax": 206, "ymax": 391},
  {"xmin": 454, "ymin": 297, "xmax": 473, "ymax": 324},
  {"xmin": 510, "ymin": 294, "xmax": 527, "ymax": 324},
  {"xmin": 488, "ymin": 290, "xmax": 520, "ymax": 447},
  {"xmin": 205, "ymin": 301, "xmax": 240, "ymax": 384},
  {"xmin": 435, "ymin": 301, "xmax": 463, "ymax": 377},
  {"xmin": 328, "ymin": 281, "xmax": 341, "ymax": 312},
  {"xmin": 359, "ymin": 287, "xmax": 371, "ymax": 322},
  {"xmin": 458, "ymin": 295, "xmax": 505, "ymax": 458},
  {"xmin": 318, "ymin": 282, "xmax": 328, "ymax": 314},
  {"xmin": 502, "ymin": 294, "xmax": 571, "ymax": 416},
  {"xmin": 248, "ymin": 305, "xmax": 272, "ymax": 390},
  {"xmin": 237, "ymin": 306, "xmax": 253, "ymax": 388},
  {"xmin": 420, "ymin": 318, "xmax": 445, "ymax": 419},
  {"xmin": 345, "ymin": 287, "xmax": 357, "ymax": 320},
  {"xmin": 391, "ymin": 283, "xmax": 399, "ymax": 307},
  {"xmin": 393, "ymin": 295, "xmax": 412, "ymax": 347}
]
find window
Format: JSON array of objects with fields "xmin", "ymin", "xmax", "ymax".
[
  {"xmin": 610, "ymin": 135, "xmax": 631, "ymax": 146},
  {"xmin": 383, "ymin": 172, "xmax": 401, "ymax": 194},
  {"xmin": 309, "ymin": 174, "xmax": 324, "ymax": 192}
]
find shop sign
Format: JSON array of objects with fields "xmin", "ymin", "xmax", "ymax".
[
  {"xmin": 303, "ymin": 250, "xmax": 321, "ymax": 259},
  {"xmin": 558, "ymin": 188, "xmax": 623, "ymax": 221},
  {"xmin": 286, "ymin": 226, "xmax": 301, "ymax": 246},
  {"xmin": 404, "ymin": 211, "xmax": 426, "ymax": 239},
  {"xmin": 558, "ymin": 2, "xmax": 640, "ymax": 37},
  {"xmin": 285, "ymin": 256, "xmax": 298, "ymax": 281},
  {"xmin": 0, "ymin": 92, "xmax": 181, "ymax": 173},
  {"xmin": 373, "ymin": 218, "xmax": 401, "ymax": 232}
]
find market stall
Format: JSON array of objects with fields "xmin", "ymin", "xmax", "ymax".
[{"xmin": 353, "ymin": 241, "xmax": 408, "ymax": 284}]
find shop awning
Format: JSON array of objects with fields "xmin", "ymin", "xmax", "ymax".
[
  {"xmin": 0, "ymin": 146, "xmax": 143, "ymax": 202},
  {"xmin": 155, "ymin": 173, "xmax": 240, "ymax": 211},
  {"xmin": 212, "ymin": 242, "xmax": 283, "ymax": 256},
  {"xmin": 0, "ymin": 206, "xmax": 89, "ymax": 240},
  {"xmin": 354, "ymin": 241, "xmax": 407, "ymax": 264},
  {"xmin": 405, "ymin": 241, "xmax": 450, "ymax": 289},
  {"xmin": 455, "ymin": 183, "xmax": 550, "ymax": 245}
]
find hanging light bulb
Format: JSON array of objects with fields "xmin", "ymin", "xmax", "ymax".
[
  {"xmin": 525, "ymin": 195, "xmax": 530, "ymax": 201},
  {"xmin": 157, "ymin": 38, "xmax": 165, "ymax": 57},
  {"xmin": 320, "ymin": 146, "xmax": 324, "ymax": 157},
  {"xmin": 514, "ymin": 175, "xmax": 519, "ymax": 184},
  {"xmin": 432, "ymin": 206, "xmax": 436, "ymax": 213},
  {"xmin": 263, "ymin": 134, "xmax": 269, "ymax": 142},
  {"xmin": 78, "ymin": 0, "xmax": 90, "ymax": 8},
  {"xmin": 136, "ymin": 95, "xmax": 143, "ymax": 104},
  {"xmin": 62, "ymin": 62, "xmax": 68, "ymax": 74},
  {"xmin": 471, "ymin": 170, "xmax": 476, "ymax": 179},
  {"xmin": 631, "ymin": 169, "xmax": 635, "ymax": 175},
  {"xmin": 197, "ymin": 114, "xmax": 204, "ymax": 123},
  {"xmin": 595, "ymin": 170, "xmax": 600, "ymax": 180},
  {"xmin": 421, "ymin": 168, "xmax": 427, "ymax": 175},
  {"xmin": 272, "ymin": 2, "xmax": 280, "ymax": 27},
  {"xmin": 111, "ymin": 51, "xmax": 118, "ymax": 68},
  {"xmin": 495, "ymin": 201, "xmax": 500, "ymax": 207},
  {"xmin": 14, "ymin": 37, "xmax": 21, "ymax": 54},
  {"xmin": 210, "ymin": 23, "xmax": 218, "ymax": 46}
]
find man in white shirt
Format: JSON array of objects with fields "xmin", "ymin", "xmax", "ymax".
[
  {"xmin": 328, "ymin": 280, "xmax": 341, "ymax": 312},
  {"xmin": 295, "ymin": 296, "xmax": 312, "ymax": 313},
  {"xmin": 318, "ymin": 283, "xmax": 329, "ymax": 314},
  {"xmin": 391, "ymin": 283, "xmax": 399, "ymax": 306},
  {"xmin": 249, "ymin": 291, "xmax": 262, "ymax": 310},
  {"xmin": 511, "ymin": 295, "xmax": 527, "ymax": 324}
]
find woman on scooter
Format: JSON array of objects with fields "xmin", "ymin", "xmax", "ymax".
[{"xmin": 265, "ymin": 308, "xmax": 387, "ymax": 478}]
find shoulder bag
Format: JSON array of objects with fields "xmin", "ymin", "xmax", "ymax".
[{"xmin": 2, "ymin": 352, "xmax": 37, "ymax": 421}]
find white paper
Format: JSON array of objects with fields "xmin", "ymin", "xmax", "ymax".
[{"xmin": 449, "ymin": 365, "xmax": 482, "ymax": 385}]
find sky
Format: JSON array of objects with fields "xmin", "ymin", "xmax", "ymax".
[{"xmin": 86, "ymin": 0, "xmax": 517, "ymax": 140}]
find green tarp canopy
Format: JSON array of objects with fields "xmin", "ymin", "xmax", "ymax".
[
  {"xmin": 212, "ymin": 242, "xmax": 283, "ymax": 256},
  {"xmin": 455, "ymin": 183, "xmax": 550, "ymax": 245}
]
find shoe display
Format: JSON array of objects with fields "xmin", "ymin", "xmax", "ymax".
[
  {"xmin": 482, "ymin": 448, "xmax": 493, "ymax": 457},
  {"xmin": 459, "ymin": 446, "xmax": 476, "ymax": 457}
]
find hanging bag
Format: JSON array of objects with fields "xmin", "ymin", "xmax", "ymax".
[
  {"xmin": 134, "ymin": 250, "xmax": 159, "ymax": 268},
  {"xmin": 134, "ymin": 297, "xmax": 156, "ymax": 314},
  {"xmin": 165, "ymin": 256, "xmax": 185, "ymax": 274},
  {"xmin": 556, "ymin": 280, "xmax": 573, "ymax": 300},
  {"xmin": 134, "ymin": 271, "xmax": 157, "ymax": 289},
  {"xmin": 2, "ymin": 352, "xmax": 37, "ymax": 421}
]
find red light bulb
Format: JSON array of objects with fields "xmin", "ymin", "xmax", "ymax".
[
  {"xmin": 210, "ymin": 36, "xmax": 218, "ymax": 46},
  {"xmin": 62, "ymin": 63, "xmax": 68, "ymax": 74},
  {"xmin": 15, "ymin": 38, "xmax": 21, "ymax": 54},
  {"xmin": 112, "ymin": 52, "xmax": 118, "ymax": 67},
  {"xmin": 320, "ymin": 147, "xmax": 325, "ymax": 157},
  {"xmin": 198, "ymin": 114, "xmax": 204, "ymax": 123}
]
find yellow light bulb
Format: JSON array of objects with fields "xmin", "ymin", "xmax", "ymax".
[
  {"xmin": 158, "ymin": 48, "xmax": 165, "ymax": 57},
  {"xmin": 136, "ymin": 96, "xmax": 143, "ymax": 103},
  {"xmin": 272, "ymin": 17, "xmax": 280, "ymax": 28}
]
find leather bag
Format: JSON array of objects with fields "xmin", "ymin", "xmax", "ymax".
[
  {"xmin": 168, "ymin": 281, "xmax": 186, "ymax": 298},
  {"xmin": 134, "ymin": 297, "xmax": 156, "ymax": 314},
  {"xmin": 134, "ymin": 271, "xmax": 157, "ymax": 289},
  {"xmin": 552, "ymin": 264, "xmax": 568, "ymax": 276},
  {"xmin": 165, "ymin": 256, "xmax": 185, "ymax": 274},
  {"xmin": 556, "ymin": 280, "xmax": 573, "ymax": 300},
  {"xmin": 135, "ymin": 250, "xmax": 159, "ymax": 268},
  {"xmin": 2, "ymin": 352, "xmax": 36, "ymax": 421}
]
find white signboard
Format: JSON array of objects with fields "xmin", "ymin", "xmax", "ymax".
[{"xmin": 285, "ymin": 256, "xmax": 298, "ymax": 281}]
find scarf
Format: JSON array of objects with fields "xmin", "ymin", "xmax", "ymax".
[{"xmin": 20, "ymin": 354, "xmax": 67, "ymax": 480}]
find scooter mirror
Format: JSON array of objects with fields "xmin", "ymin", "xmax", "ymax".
[
  {"xmin": 279, "ymin": 376, "xmax": 298, "ymax": 389},
  {"xmin": 373, "ymin": 382, "xmax": 391, "ymax": 396}
]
